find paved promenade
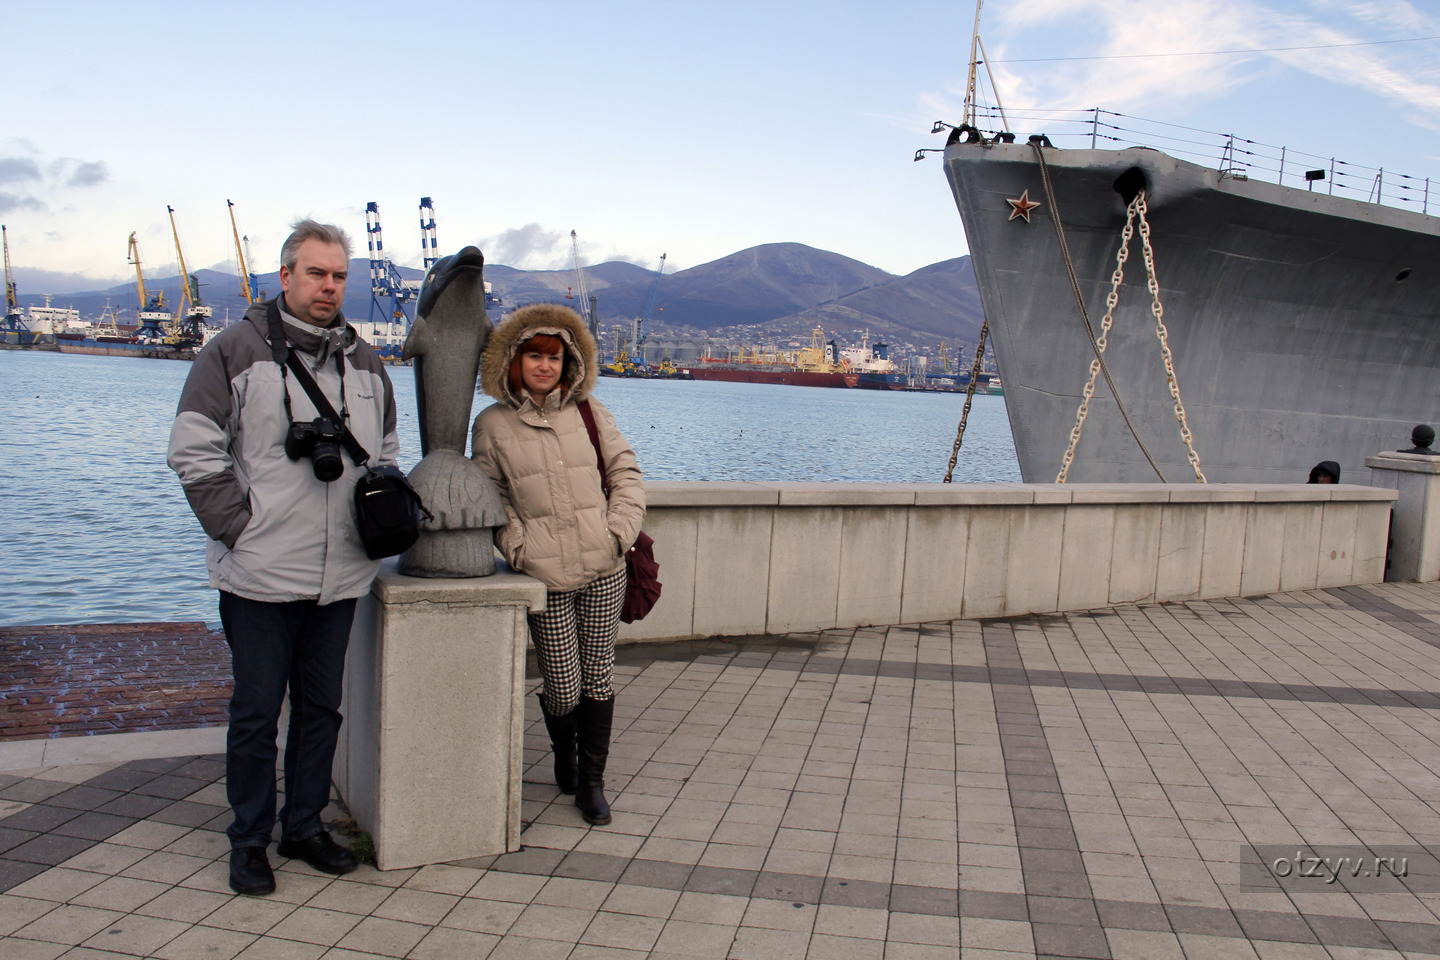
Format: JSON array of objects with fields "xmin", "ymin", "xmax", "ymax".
[
  {"xmin": 0, "ymin": 623, "xmax": 229, "ymax": 740},
  {"xmin": 2, "ymin": 582, "xmax": 1440, "ymax": 959}
]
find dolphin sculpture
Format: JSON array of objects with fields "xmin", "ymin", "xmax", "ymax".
[
  {"xmin": 396, "ymin": 246, "xmax": 509, "ymax": 578},
  {"xmin": 405, "ymin": 245, "xmax": 489, "ymax": 456}
]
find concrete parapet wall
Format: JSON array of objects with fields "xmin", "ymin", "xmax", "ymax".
[{"xmin": 619, "ymin": 482, "xmax": 1397, "ymax": 641}]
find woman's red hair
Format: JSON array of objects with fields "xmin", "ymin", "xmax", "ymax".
[{"xmin": 508, "ymin": 333, "xmax": 569, "ymax": 397}]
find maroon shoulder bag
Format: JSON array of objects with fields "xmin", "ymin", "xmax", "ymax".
[{"xmin": 577, "ymin": 399, "xmax": 661, "ymax": 623}]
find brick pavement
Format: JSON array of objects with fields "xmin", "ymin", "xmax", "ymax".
[
  {"xmin": 0, "ymin": 582, "xmax": 1439, "ymax": 958},
  {"xmin": 0, "ymin": 623, "xmax": 230, "ymax": 741}
]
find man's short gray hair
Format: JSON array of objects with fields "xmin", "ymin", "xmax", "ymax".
[{"xmin": 281, "ymin": 220, "xmax": 353, "ymax": 270}]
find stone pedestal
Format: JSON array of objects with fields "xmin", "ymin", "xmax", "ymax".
[
  {"xmin": 334, "ymin": 560, "xmax": 546, "ymax": 870},
  {"xmin": 1367, "ymin": 452, "xmax": 1440, "ymax": 582}
]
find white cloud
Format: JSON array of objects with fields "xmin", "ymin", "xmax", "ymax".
[
  {"xmin": 0, "ymin": 193, "xmax": 46, "ymax": 215},
  {"xmin": 928, "ymin": 0, "xmax": 1440, "ymax": 131},
  {"xmin": 0, "ymin": 158, "xmax": 43, "ymax": 185},
  {"xmin": 1309, "ymin": 0, "xmax": 1434, "ymax": 33},
  {"xmin": 0, "ymin": 150, "xmax": 113, "ymax": 219},
  {"xmin": 990, "ymin": 1, "xmax": 1278, "ymax": 113},
  {"xmin": 64, "ymin": 161, "xmax": 110, "ymax": 188},
  {"xmin": 13, "ymin": 266, "xmax": 127, "ymax": 294},
  {"xmin": 477, "ymin": 224, "xmax": 649, "ymax": 273},
  {"xmin": 483, "ymin": 223, "xmax": 568, "ymax": 270}
]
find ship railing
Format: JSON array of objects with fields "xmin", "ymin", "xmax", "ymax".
[{"xmin": 961, "ymin": 105, "xmax": 1433, "ymax": 216}]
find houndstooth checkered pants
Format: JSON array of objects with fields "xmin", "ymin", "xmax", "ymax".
[{"xmin": 528, "ymin": 567, "xmax": 626, "ymax": 716}]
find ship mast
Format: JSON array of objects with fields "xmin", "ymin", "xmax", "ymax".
[
  {"xmin": 962, "ymin": 1, "xmax": 1010, "ymax": 132},
  {"xmin": 963, "ymin": 1, "xmax": 984, "ymax": 127}
]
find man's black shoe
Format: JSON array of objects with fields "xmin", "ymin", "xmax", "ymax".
[
  {"xmin": 277, "ymin": 830, "xmax": 358, "ymax": 875},
  {"xmin": 229, "ymin": 846, "xmax": 275, "ymax": 895}
]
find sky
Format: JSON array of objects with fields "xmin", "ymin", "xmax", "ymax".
[{"xmin": 4, "ymin": 0, "xmax": 1438, "ymax": 298}]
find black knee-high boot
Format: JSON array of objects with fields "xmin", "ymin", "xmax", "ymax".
[
  {"xmin": 574, "ymin": 695, "xmax": 613, "ymax": 825},
  {"xmin": 537, "ymin": 694, "xmax": 578, "ymax": 795}
]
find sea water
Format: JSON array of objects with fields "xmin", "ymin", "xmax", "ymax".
[{"xmin": 0, "ymin": 350, "xmax": 1019, "ymax": 626}]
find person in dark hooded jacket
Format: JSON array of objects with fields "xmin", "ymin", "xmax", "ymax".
[
  {"xmin": 1308, "ymin": 461, "xmax": 1341, "ymax": 483},
  {"xmin": 471, "ymin": 303, "xmax": 645, "ymax": 826}
]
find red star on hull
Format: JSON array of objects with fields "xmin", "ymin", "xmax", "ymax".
[{"xmin": 1007, "ymin": 189, "xmax": 1042, "ymax": 222}]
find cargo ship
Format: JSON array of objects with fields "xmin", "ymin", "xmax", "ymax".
[
  {"xmin": 939, "ymin": 116, "xmax": 1440, "ymax": 484},
  {"xmin": 53, "ymin": 333, "xmax": 197, "ymax": 360},
  {"xmin": 53, "ymin": 305, "xmax": 198, "ymax": 360},
  {"xmin": 842, "ymin": 332, "xmax": 906, "ymax": 390},
  {"xmin": 52, "ymin": 232, "xmax": 204, "ymax": 360},
  {"xmin": 683, "ymin": 360, "xmax": 859, "ymax": 389},
  {"xmin": 681, "ymin": 326, "xmax": 860, "ymax": 388}
]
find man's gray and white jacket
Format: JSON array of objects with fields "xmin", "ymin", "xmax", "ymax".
[{"xmin": 167, "ymin": 300, "xmax": 400, "ymax": 605}]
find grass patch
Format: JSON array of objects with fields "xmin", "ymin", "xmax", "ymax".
[{"xmin": 330, "ymin": 809, "xmax": 377, "ymax": 866}]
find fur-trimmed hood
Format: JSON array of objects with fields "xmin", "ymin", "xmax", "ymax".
[{"xmin": 479, "ymin": 303, "xmax": 598, "ymax": 408}]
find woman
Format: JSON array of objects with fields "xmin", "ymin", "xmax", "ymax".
[{"xmin": 472, "ymin": 303, "xmax": 645, "ymax": 825}]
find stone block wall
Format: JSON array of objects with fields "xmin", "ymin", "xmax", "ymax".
[{"xmin": 619, "ymin": 482, "xmax": 1396, "ymax": 642}]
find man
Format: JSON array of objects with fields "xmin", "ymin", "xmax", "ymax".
[{"xmin": 168, "ymin": 220, "xmax": 399, "ymax": 895}]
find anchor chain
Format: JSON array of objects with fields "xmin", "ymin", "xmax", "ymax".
[
  {"xmin": 1055, "ymin": 189, "xmax": 1205, "ymax": 483},
  {"xmin": 1032, "ymin": 142, "xmax": 1166, "ymax": 482},
  {"xmin": 1135, "ymin": 194, "xmax": 1206, "ymax": 483},
  {"xmin": 943, "ymin": 320, "xmax": 990, "ymax": 482},
  {"xmin": 1056, "ymin": 198, "xmax": 1135, "ymax": 482}
]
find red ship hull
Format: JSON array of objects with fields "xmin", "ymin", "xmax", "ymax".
[{"xmin": 680, "ymin": 365, "xmax": 859, "ymax": 388}]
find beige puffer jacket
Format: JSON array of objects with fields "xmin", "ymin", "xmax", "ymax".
[{"xmin": 471, "ymin": 303, "xmax": 645, "ymax": 592}]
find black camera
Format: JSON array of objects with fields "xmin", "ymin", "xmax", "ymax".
[{"xmin": 285, "ymin": 418, "xmax": 347, "ymax": 482}]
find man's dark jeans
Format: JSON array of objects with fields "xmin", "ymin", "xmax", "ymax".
[{"xmin": 218, "ymin": 591, "xmax": 357, "ymax": 850}]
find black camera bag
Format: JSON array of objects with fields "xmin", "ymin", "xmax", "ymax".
[
  {"xmin": 266, "ymin": 305, "xmax": 429, "ymax": 559},
  {"xmin": 351, "ymin": 464, "xmax": 428, "ymax": 560}
]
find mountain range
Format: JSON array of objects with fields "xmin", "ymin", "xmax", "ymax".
[{"xmin": 15, "ymin": 243, "xmax": 985, "ymax": 354}]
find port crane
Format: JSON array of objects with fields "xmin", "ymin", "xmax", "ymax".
[
  {"xmin": 227, "ymin": 200, "xmax": 263, "ymax": 305},
  {"xmin": 632, "ymin": 252, "xmax": 666, "ymax": 370},
  {"xmin": 570, "ymin": 229, "xmax": 598, "ymax": 336},
  {"xmin": 365, "ymin": 201, "xmax": 420, "ymax": 327},
  {"xmin": 167, "ymin": 206, "xmax": 212, "ymax": 342},
  {"xmin": 127, "ymin": 233, "xmax": 171, "ymax": 340},
  {"xmin": 609, "ymin": 252, "xmax": 666, "ymax": 373},
  {"xmin": 419, "ymin": 197, "xmax": 439, "ymax": 272},
  {"xmin": 2, "ymin": 224, "xmax": 25, "ymax": 333}
]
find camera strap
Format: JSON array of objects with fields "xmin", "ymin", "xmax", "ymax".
[{"xmin": 265, "ymin": 302, "xmax": 372, "ymax": 468}]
